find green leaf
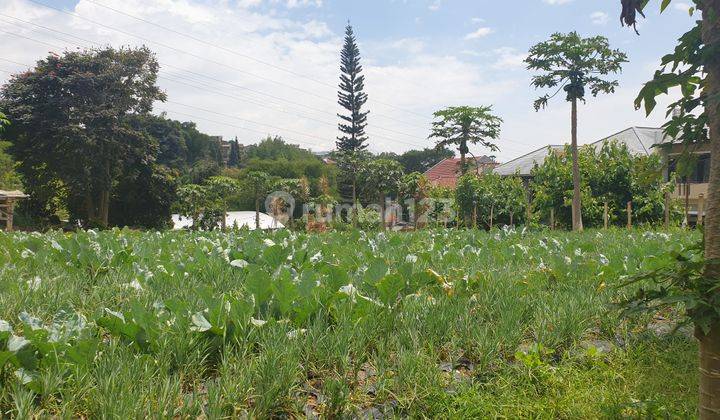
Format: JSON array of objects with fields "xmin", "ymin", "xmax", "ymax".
[
  {"xmin": 363, "ymin": 258, "xmax": 388, "ymax": 284},
  {"xmin": 245, "ymin": 266, "xmax": 273, "ymax": 307},
  {"xmin": 376, "ymin": 274, "xmax": 405, "ymax": 306},
  {"xmin": 660, "ymin": 0, "xmax": 671, "ymax": 12}
]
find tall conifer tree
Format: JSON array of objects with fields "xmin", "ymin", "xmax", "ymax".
[
  {"xmin": 336, "ymin": 24, "xmax": 369, "ymax": 152},
  {"xmin": 228, "ymin": 137, "xmax": 241, "ymax": 167}
]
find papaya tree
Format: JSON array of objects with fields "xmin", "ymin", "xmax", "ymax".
[
  {"xmin": 429, "ymin": 106, "xmax": 502, "ymax": 175},
  {"xmin": 619, "ymin": 0, "xmax": 720, "ymax": 416},
  {"xmin": 525, "ymin": 33, "xmax": 627, "ymax": 231},
  {"xmin": 244, "ymin": 171, "xmax": 270, "ymax": 230},
  {"xmin": 205, "ymin": 176, "xmax": 241, "ymax": 230}
]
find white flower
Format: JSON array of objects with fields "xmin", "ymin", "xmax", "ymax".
[
  {"xmin": 123, "ymin": 279, "xmax": 143, "ymax": 291},
  {"xmin": 50, "ymin": 240, "xmax": 63, "ymax": 251},
  {"xmin": 26, "ymin": 276, "xmax": 41, "ymax": 291},
  {"xmin": 405, "ymin": 254, "xmax": 418, "ymax": 263},
  {"xmin": 598, "ymin": 254, "xmax": 610, "ymax": 266},
  {"xmin": 230, "ymin": 259, "xmax": 249, "ymax": 268},
  {"xmin": 310, "ymin": 252, "xmax": 322, "ymax": 263},
  {"xmin": 287, "ymin": 329, "xmax": 306, "ymax": 339},
  {"xmin": 339, "ymin": 284, "xmax": 358, "ymax": 296},
  {"xmin": 564, "ymin": 256, "xmax": 572, "ymax": 265},
  {"xmin": 20, "ymin": 249, "xmax": 34, "ymax": 259},
  {"xmin": 250, "ymin": 318, "xmax": 267, "ymax": 327},
  {"xmin": 263, "ymin": 239, "xmax": 276, "ymax": 247}
]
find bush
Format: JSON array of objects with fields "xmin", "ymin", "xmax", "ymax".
[
  {"xmin": 531, "ymin": 141, "xmax": 676, "ymax": 228},
  {"xmin": 456, "ymin": 172, "xmax": 527, "ymax": 228}
]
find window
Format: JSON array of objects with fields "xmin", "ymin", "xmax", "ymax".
[{"xmin": 668, "ymin": 153, "xmax": 711, "ymax": 184}]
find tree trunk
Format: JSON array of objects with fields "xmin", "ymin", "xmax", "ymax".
[
  {"xmin": 380, "ymin": 192, "xmax": 386, "ymax": 231},
  {"xmin": 98, "ymin": 159, "xmax": 111, "ymax": 228},
  {"xmin": 699, "ymin": 2, "xmax": 720, "ymax": 418},
  {"xmin": 84, "ymin": 193, "xmax": 95, "ymax": 225},
  {"xmin": 352, "ymin": 179, "xmax": 357, "ymax": 227},
  {"xmin": 571, "ymin": 98, "xmax": 583, "ymax": 231},
  {"xmin": 489, "ymin": 204, "xmax": 494, "ymax": 230},
  {"xmin": 255, "ymin": 196, "xmax": 260, "ymax": 230}
]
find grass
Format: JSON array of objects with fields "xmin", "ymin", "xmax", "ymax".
[{"xmin": 0, "ymin": 227, "xmax": 699, "ymax": 417}]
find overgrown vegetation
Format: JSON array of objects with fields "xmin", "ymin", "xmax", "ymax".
[
  {"xmin": 531, "ymin": 140, "xmax": 676, "ymax": 229},
  {"xmin": 0, "ymin": 228, "xmax": 698, "ymax": 417}
]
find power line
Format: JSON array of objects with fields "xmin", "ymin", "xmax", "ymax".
[
  {"xmin": 0, "ymin": 27, "xmax": 433, "ymax": 149},
  {"xmin": 0, "ymin": 28, "xmax": 531, "ymax": 156},
  {"xmin": 24, "ymin": 0, "xmax": 430, "ymax": 123},
  {"xmin": 0, "ymin": 13, "xmax": 435, "ymax": 133},
  {"xmin": 80, "ymin": 0, "xmax": 430, "ymax": 120}
]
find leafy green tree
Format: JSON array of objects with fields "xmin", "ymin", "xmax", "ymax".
[
  {"xmin": 206, "ymin": 176, "xmax": 241, "ymax": 229},
  {"xmin": 429, "ymin": 106, "xmax": 502, "ymax": 175},
  {"xmin": 109, "ymin": 164, "xmax": 177, "ymax": 229},
  {"xmin": 530, "ymin": 141, "xmax": 669, "ymax": 228},
  {"xmin": 456, "ymin": 173, "xmax": 527, "ymax": 229},
  {"xmin": 175, "ymin": 184, "xmax": 220, "ymax": 230},
  {"xmin": 619, "ymin": 1, "xmax": 720, "ymax": 415},
  {"xmin": 397, "ymin": 147, "xmax": 455, "ymax": 173},
  {"xmin": 399, "ymin": 172, "xmax": 430, "ymax": 225},
  {"xmin": 336, "ymin": 24, "xmax": 369, "ymax": 152},
  {"xmin": 1, "ymin": 47, "xmax": 165, "ymax": 227},
  {"xmin": 227, "ymin": 138, "xmax": 241, "ymax": 168},
  {"xmin": 526, "ymin": 32, "xmax": 627, "ymax": 231},
  {"xmin": 332, "ymin": 149, "xmax": 370, "ymax": 217},
  {"xmin": 360, "ymin": 159, "xmax": 404, "ymax": 229},
  {"xmin": 243, "ymin": 171, "xmax": 270, "ymax": 229},
  {"xmin": 0, "ymin": 113, "xmax": 21, "ymax": 190}
]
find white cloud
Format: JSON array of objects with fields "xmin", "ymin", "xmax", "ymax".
[
  {"xmin": 428, "ymin": 0, "xmax": 442, "ymax": 11},
  {"xmin": 542, "ymin": 0, "xmax": 573, "ymax": 4},
  {"xmin": 471, "ymin": 17, "xmax": 485, "ymax": 23},
  {"xmin": 464, "ymin": 27, "xmax": 493, "ymax": 40},
  {"xmin": 492, "ymin": 47, "xmax": 528, "ymax": 70},
  {"xmin": 590, "ymin": 11, "xmax": 609, "ymax": 25},
  {"xmin": 283, "ymin": 0, "xmax": 323, "ymax": 8},
  {"xmin": 0, "ymin": 0, "xmax": 522, "ymax": 154},
  {"xmin": 673, "ymin": 2, "xmax": 693, "ymax": 13}
]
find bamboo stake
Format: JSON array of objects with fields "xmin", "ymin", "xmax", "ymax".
[
  {"xmin": 664, "ymin": 191, "xmax": 670, "ymax": 229},
  {"xmin": 626, "ymin": 201, "xmax": 632, "ymax": 229},
  {"xmin": 603, "ymin": 201, "xmax": 609, "ymax": 229},
  {"xmin": 698, "ymin": 193, "xmax": 705, "ymax": 226},
  {"xmin": 550, "ymin": 208, "xmax": 555, "ymax": 230}
]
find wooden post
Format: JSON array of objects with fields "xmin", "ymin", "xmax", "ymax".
[
  {"xmin": 473, "ymin": 203, "xmax": 477, "ymax": 230},
  {"xmin": 5, "ymin": 201, "xmax": 14, "ymax": 232},
  {"xmin": 698, "ymin": 193, "xmax": 705, "ymax": 226},
  {"xmin": 550, "ymin": 208, "xmax": 555, "ymax": 230},
  {"xmin": 626, "ymin": 201, "xmax": 632, "ymax": 229},
  {"xmin": 489, "ymin": 205, "xmax": 494, "ymax": 230},
  {"xmin": 664, "ymin": 191, "xmax": 670, "ymax": 230},
  {"xmin": 603, "ymin": 201, "xmax": 609, "ymax": 229}
]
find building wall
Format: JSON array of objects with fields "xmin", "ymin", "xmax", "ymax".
[{"xmin": 659, "ymin": 142, "xmax": 712, "ymax": 217}]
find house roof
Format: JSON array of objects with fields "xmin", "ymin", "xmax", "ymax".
[
  {"xmin": 0, "ymin": 190, "xmax": 28, "ymax": 199},
  {"xmin": 424, "ymin": 156, "xmax": 497, "ymax": 188},
  {"xmin": 587, "ymin": 127, "xmax": 666, "ymax": 156},
  {"xmin": 494, "ymin": 145, "xmax": 564, "ymax": 177},
  {"xmin": 494, "ymin": 127, "xmax": 666, "ymax": 177}
]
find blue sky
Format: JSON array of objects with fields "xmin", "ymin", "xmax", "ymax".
[{"xmin": 0, "ymin": 0, "xmax": 697, "ymax": 160}]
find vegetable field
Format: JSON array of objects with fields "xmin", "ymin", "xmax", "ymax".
[{"xmin": 0, "ymin": 228, "xmax": 699, "ymax": 417}]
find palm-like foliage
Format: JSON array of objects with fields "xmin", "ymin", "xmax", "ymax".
[
  {"xmin": 428, "ymin": 106, "xmax": 502, "ymax": 175},
  {"xmin": 526, "ymin": 32, "xmax": 627, "ymax": 231},
  {"xmin": 526, "ymin": 32, "xmax": 627, "ymax": 111}
]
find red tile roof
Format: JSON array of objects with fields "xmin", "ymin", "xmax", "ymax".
[{"xmin": 424, "ymin": 157, "xmax": 498, "ymax": 188}]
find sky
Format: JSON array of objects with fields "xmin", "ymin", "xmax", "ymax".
[{"xmin": 0, "ymin": 0, "xmax": 698, "ymax": 161}]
